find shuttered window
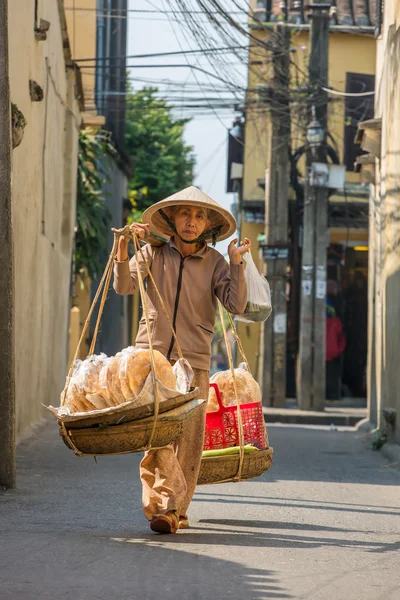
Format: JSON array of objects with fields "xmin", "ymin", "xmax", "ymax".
[{"xmin": 343, "ymin": 72, "xmax": 375, "ymax": 171}]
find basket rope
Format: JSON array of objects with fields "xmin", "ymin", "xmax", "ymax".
[
  {"xmin": 60, "ymin": 226, "xmax": 188, "ymax": 456},
  {"xmin": 131, "ymin": 233, "xmax": 160, "ymax": 448},
  {"xmin": 226, "ymin": 311, "xmax": 250, "ymax": 373},
  {"xmin": 217, "ymin": 300, "xmax": 246, "ymax": 482},
  {"xmin": 111, "ymin": 225, "xmax": 184, "ymax": 360}
]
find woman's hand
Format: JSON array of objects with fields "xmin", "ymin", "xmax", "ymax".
[
  {"xmin": 129, "ymin": 222, "xmax": 150, "ymax": 240},
  {"xmin": 228, "ymin": 237, "xmax": 251, "ymax": 265},
  {"xmin": 116, "ymin": 223, "xmax": 150, "ymax": 261}
]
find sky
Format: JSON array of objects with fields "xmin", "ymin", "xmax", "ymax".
[{"xmin": 126, "ymin": 0, "xmax": 249, "ymax": 252}]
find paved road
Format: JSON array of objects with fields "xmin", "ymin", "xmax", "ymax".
[{"xmin": 1, "ymin": 421, "xmax": 399, "ymax": 600}]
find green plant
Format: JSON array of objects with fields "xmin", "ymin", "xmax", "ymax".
[
  {"xmin": 75, "ymin": 129, "xmax": 116, "ymax": 282},
  {"xmin": 371, "ymin": 427, "xmax": 387, "ymax": 451},
  {"xmin": 125, "ymin": 86, "xmax": 195, "ymax": 212}
]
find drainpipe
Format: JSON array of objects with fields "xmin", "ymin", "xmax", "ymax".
[
  {"xmin": 0, "ymin": 0, "xmax": 15, "ymax": 488},
  {"xmin": 96, "ymin": 0, "xmax": 105, "ymax": 114}
]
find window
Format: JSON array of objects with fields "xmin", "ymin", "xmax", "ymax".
[{"xmin": 343, "ymin": 72, "xmax": 375, "ymax": 171}]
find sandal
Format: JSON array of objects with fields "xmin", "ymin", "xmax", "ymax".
[
  {"xmin": 178, "ymin": 515, "xmax": 189, "ymax": 530},
  {"xmin": 150, "ymin": 511, "xmax": 179, "ymax": 534}
]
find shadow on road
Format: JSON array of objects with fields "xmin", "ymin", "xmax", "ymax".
[
  {"xmin": 193, "ymin": 493, "xmax": 400, "ymax": 517},
  {"xmin": 140, "ymin": 523, "xmax": 400, "ymax": 554},
  {"xmin": 196, "ymin": 492, "xmax": 400, "ymax": 512},
  {"xmin": 109, "ymin": 535, "xmax": 293, "ymax": 600}
]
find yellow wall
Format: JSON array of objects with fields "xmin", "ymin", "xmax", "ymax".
[
  {"xmin": 243, "ymin": 31, "xmax": 272, "ymax": 203},
  {"xmin": 242, "ymin": 27, "xmax": 376, "ymax": 389},
  {"xmin": 9, "ymin": 1, "xmax": 81, "ymax": 436},
  {"xmin": 65, "ymin": 0, "xmax": 97, "ymax": 112},
  {"xmin": 243, "ymin": 30, "xmax": 376, "ymax": 203},
  {"xmin": 370, "ymin": 0, "xmax": 400, "ymax": 439}
]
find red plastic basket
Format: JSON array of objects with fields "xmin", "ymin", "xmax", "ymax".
[{"xmin": 204, "ymin": 383, "xmax": 267, "ymax": 451}]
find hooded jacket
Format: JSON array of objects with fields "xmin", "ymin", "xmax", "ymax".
[{"xmin": 113, "ymin": 239, "xmax": 247, "ymax": 370}]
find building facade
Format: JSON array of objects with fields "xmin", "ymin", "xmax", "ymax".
[
  {"xmin": 237, "ymin": 1, "xmax": 377, "ymax": 404},
  {"xmin": 8, "ymin": 1, "xmax": 82, "ymax": 437},
  {"xmin": 66, "ymin": 0, "xmax": 131, "ymax": 358},
  {"xmin": 361, "ymin": 0, "xmax": 400, "ymax": 442}
]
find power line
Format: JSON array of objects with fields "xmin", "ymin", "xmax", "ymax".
[
  {"xmin": 74, "ymin": 45, "xmax": 249, "ymax": 62},
  {"xmin": 322, "ymin": 86, "xmax": 375, "ymax": 97},
  {"xmin": 160, "ymin": 0, "xmax": 244, "ymax": 140},
  {"xmin": 64, "ymin": 6, "xmax": 246, "ymax": 14}
]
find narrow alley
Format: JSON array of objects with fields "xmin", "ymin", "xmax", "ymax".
[{"xmin": 1, "ymin": 423, "xmax": 399, "ymax": 600}]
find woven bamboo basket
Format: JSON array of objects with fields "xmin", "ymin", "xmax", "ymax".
[
  {"xmin": 58, "ymin": 229, "xmax": 204, "ymax": 457},
  {"xmin": 197, "ymin": 302, "xmax": 273, "ymax": 485},
  {"xmin": 60, "ymin": 398, "xmax": 203, "ymax": 456},
  {"xmin": 61, "ymin": 387, "xmax": 200, "ymax": 430},
  {"xmin": 198, "ymin": 447, "xmax": 273, "ymax": 485}
]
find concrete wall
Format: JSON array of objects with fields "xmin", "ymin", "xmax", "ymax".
[
  {"xmin": 370, "ymin": 0, "xmax": 400, "ymax": 441},
  {"xmin": 9, "ymin": 1, "xmax": 81, "ymax": 436}
]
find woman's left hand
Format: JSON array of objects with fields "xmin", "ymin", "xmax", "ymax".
[{"xmin": 228, "ymin": 237, "xmax": 251, "ymax": 265}]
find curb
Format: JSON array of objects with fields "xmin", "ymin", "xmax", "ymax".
[{"xmin": 263, "ymin": 410, "xmax": 366, "ymax": 427}]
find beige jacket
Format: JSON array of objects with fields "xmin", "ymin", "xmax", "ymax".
[{"xmin": 113, "ymin": 239, "xmax": 247, "ymax": 370}]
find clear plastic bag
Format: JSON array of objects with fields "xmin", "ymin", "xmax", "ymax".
[
  {"xmin": 208, "ymin": 362, "xmax": 262, "ymax": 410},
  {"xmin": 62, "ymin": 353, "xmax": 109, "ymax": 412},
  {"xmin": 236, "ymin": 251, "xmax": 272, "ymax": 323},
  {"xmin": 56, "ymin": 347, "xmax": 191, "ymax": 416}
]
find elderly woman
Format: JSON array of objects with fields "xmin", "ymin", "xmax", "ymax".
[{"xmin": 113, "ymin": 186, "xmax": 250, "ymax": 534}]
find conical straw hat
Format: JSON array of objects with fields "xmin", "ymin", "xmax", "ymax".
[{"xmin": 142, "ymin": 186, "xmax": 237, "ymax": 243}]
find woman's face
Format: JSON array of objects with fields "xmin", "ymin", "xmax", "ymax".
[{"xmin": 172, "ymin": 206, "xmax": 210, "ymax": 240}]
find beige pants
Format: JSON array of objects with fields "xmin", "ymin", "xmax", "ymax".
[{"xmin": 140, "ymin": 368, "xmax": 209, "ymax": 520}]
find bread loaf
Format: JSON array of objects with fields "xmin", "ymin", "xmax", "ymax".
[
  {"xmin": 207, "ymin": 366, "xmax": 261, "ymax": 411},
  {"xmin": 62, "ymin": 347, "xmax": 177, "ymax": 413},
  {"xmin": 120, "ymin": 347, "xmax": 177, "ymax": 399}
]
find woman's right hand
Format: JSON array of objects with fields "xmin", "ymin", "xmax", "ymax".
[
  {"xmin": 117, "ymin": 223, "xmax": 150, "ymax": 261},
  {"xmin": 128, "ymin": 222, "xmax": 150, "ymax": 240}
]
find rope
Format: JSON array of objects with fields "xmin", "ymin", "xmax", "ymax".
[
  {"xmin": 61, "ymin": 226, "xmax": 183, "ymax": 453},
  {"xmin": 226, "ymin": 313, "xmax": 268, "ymax": 461},
  {"xmin": 61, "ymin": 237, "xmax": 118, "ymax": 407},
  {"xmin": 131, "ymin": 233, "xmax": 160, "ymax": 448},
  {"xmin": 226, "ymin": 312, "xmax": 251, "ymax": 373},
  {"xmin": 89, "ymin": 235, "xmax": 118, "ymax": 355},
  {"xmin": 136, "ymin": 242, "xmax": 185, "ymax": 361},
  {"xmin": 111, "ymin": 225, "xmax": 185, "ymax": 361},
  {"xmin": 218, "ymin": 300, "xmax": 245, "ymax": 482}
]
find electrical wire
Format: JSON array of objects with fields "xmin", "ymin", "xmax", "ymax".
[
  {"xmin": 159, "ymin": 0, "xmax": 245, "ymax": 141},
  {"xmin": 322, "ymin": 86, "xmax": 375, "ymax": 97}
]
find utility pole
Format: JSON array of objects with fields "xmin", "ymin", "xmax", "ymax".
[
  {"xmin": 0, "ymin": 0, "xmax": 15, "ymax": 487},
  {"xmin": 262, "ymin": 25, "xmax": 291, "ymax": 407},
  {"xmin": 298, "ymin": 4, "xmax": 330, "ymax": 410}
]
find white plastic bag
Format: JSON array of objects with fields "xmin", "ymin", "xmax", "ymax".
[{"xmin": 236, "ymin": 251, "xmax": 272, "ymax": 323}]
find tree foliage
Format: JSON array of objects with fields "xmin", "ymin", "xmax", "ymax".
[
  {"xmin": 125, "ymin": 87, "xmax": 195, "ymax": 213},
  {"xmin": 75, "ymin": 129, "xmax": 115, "ymax": 281}
]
